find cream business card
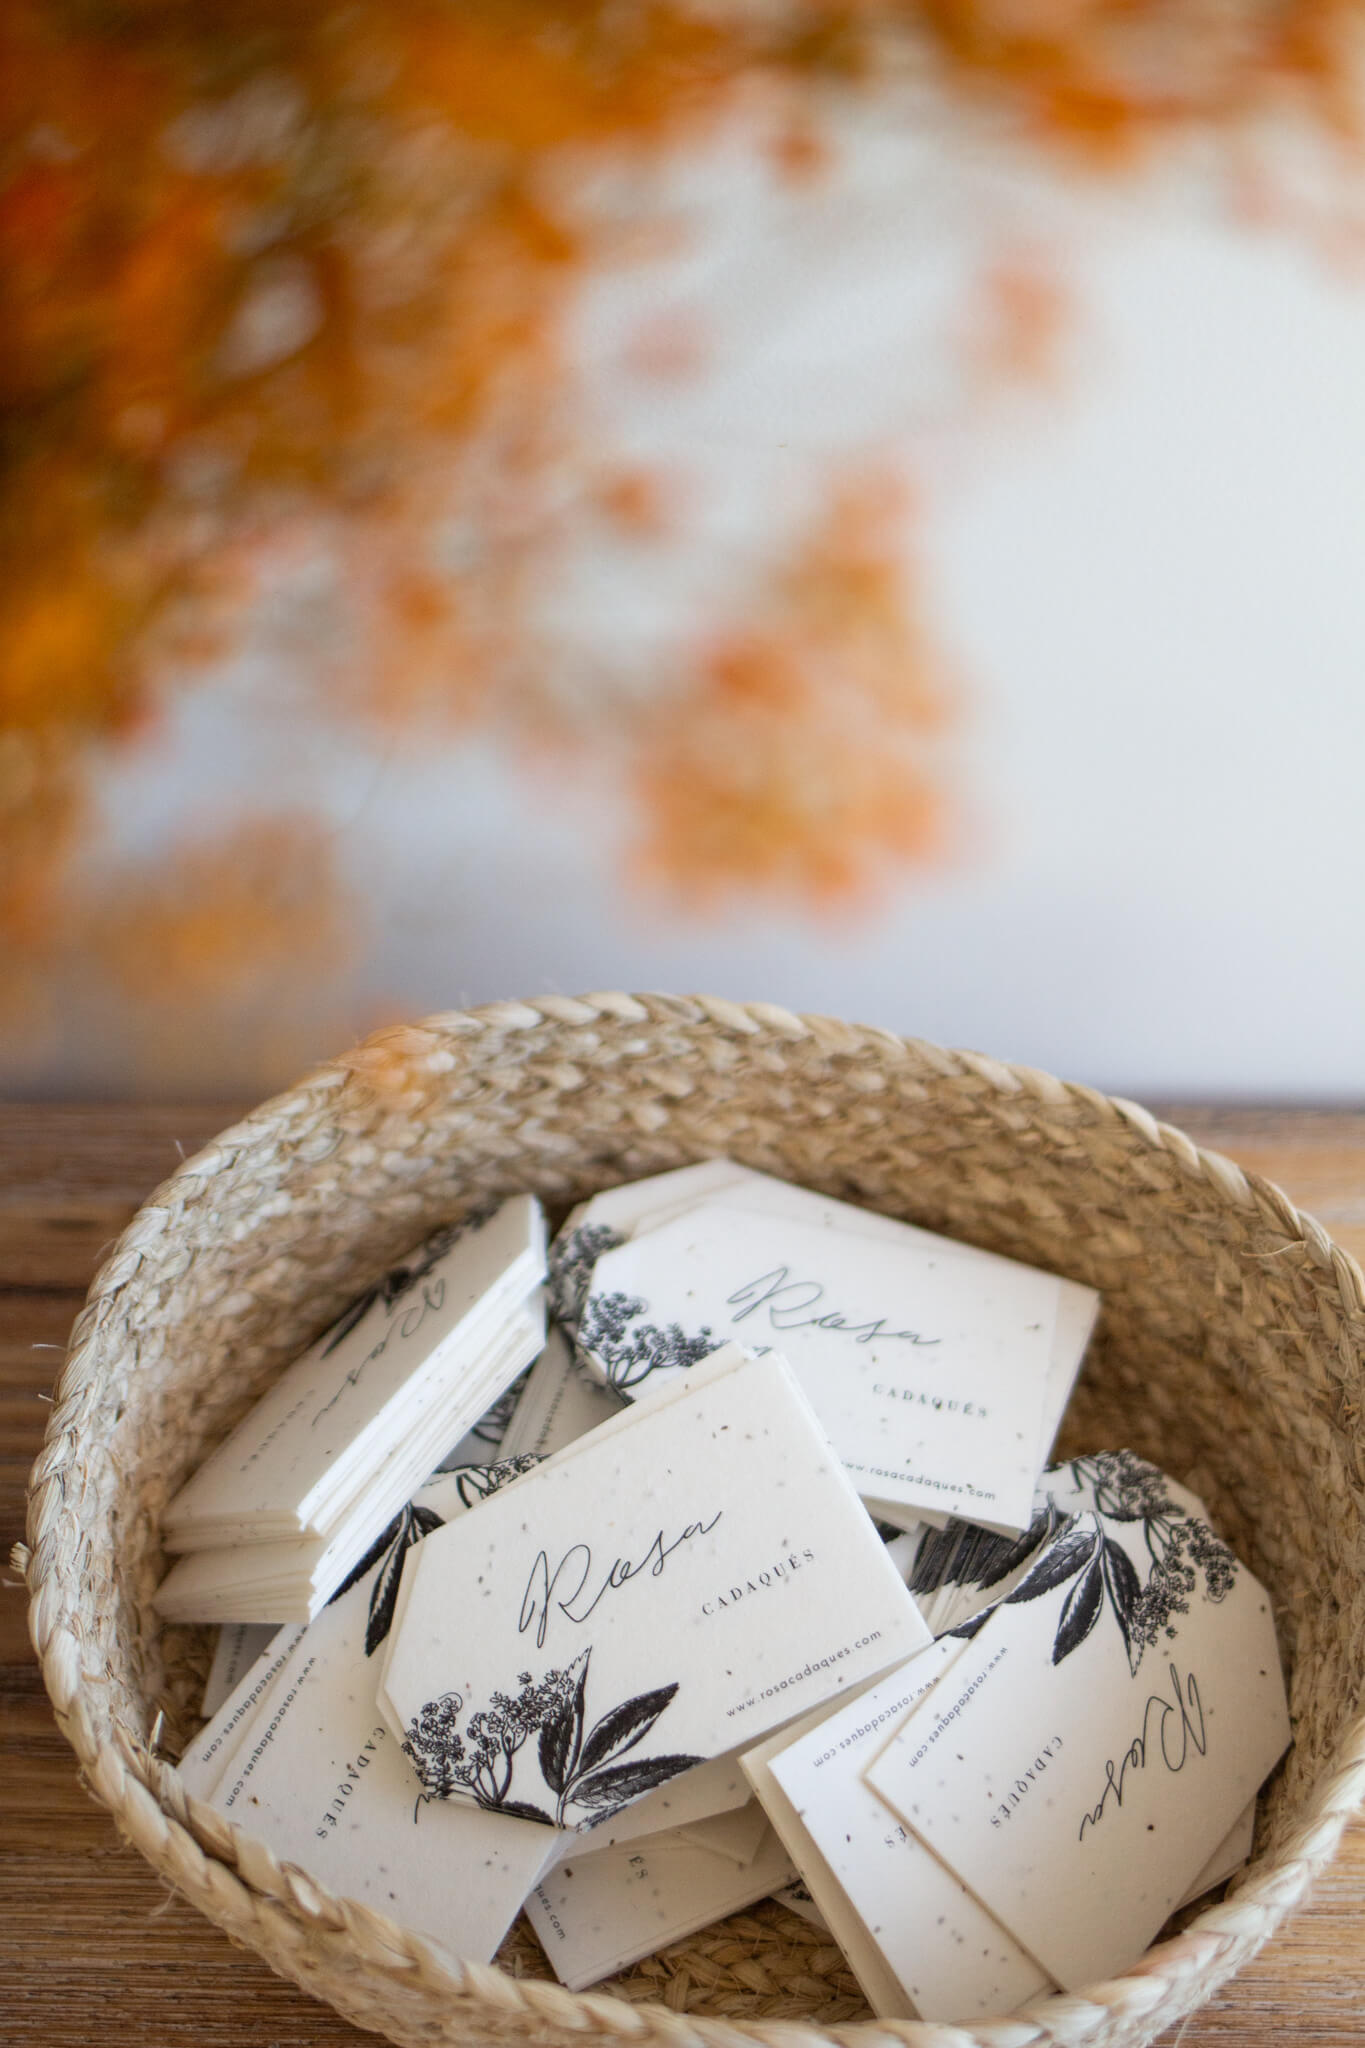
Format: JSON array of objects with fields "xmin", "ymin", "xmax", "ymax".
[
  {"xmin": 577, "ymin": 1208, "xmax": 1057, "ymax": 1529},
  {"xmin": 747, "ymin": 1642, "xmax": 1054, "ymax": 2022},
  {"xmin": 379, "ymin": 1347, "xmax": 931, "ymax": 1830},
  {"xmin": 864, "ymin": 1510, "xmax": 1290, "ymax": 1988}
]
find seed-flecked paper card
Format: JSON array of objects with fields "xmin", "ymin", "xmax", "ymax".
[
  {"xmin": 546, "ymin": 1160, "xmax": 748, "ymax": 1328},
  {"xmin": 525, "ymin": 1810, "xmax": 797, "ymax": 1990},
  {"xmin": 379, "ymin": 1345, "xmax": 931, "ymax": 1831},
  {"xmin": 751, "ymin": 1640, "xmax": 1055, "ymax": 2022},
  {"xmin": 552, "ymin": 1161, "xmax": 1097, "ymax": 1516},
  {"xmin": 890, "ymin": 1455, "xmax": 1258, "ymax": 1903},
  {"xmin": 185, "ymin": 1465, "xmax": 559, "ymax": 1965},
  {"xmin": 577, "ymin": 1208, "xmax": 1058, "ymax": 1530},
  {"xmin": 863, "ymin": 1511, "xmax": 1290, "ymax": 1988}
]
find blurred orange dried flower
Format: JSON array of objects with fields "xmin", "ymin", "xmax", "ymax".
[
  {"xmin": 91, "ymin": 817, "xmax": 352, "ymax": 1009},
  {"xmin": 0, "ymin": 0, "xmax": 1360, "ymax": 1080},
  {"xmin": 634, "ymin": 477, "xmax": 952, "ymax": 906}
]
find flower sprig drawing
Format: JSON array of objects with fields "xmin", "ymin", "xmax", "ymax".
[
  {"xmin": 401, "ymin": 1646, "xmax": 702, "ymax": 1827},
  {"xmin": 944, "ymin": 1454, "xmax": 1239, "ymax": 1672},
  {"xmin": 547, "ymin": 1223, "xmax": 626, "ymax": 1329},
  {"xmin": 576, "ymin": 1290, "xmax": 719, "ymax": 1392}
]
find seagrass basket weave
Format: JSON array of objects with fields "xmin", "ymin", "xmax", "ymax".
[{"xmin": 21, "ymin": 994, "xmax": 1365, "ymax": 2048}]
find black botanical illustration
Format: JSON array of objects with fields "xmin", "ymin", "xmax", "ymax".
[
  {"xmin": 947, "ymin": 1451, "xmax": 1239, "ymax": 1671},
  {"xmin": 402, "ymin": 1646, "xmax": 702, "ymax": 1827},
  {"xmin": 326, "ymin": 1456, "xmax": 544, "ymax": 1656},
  {"xmin": 576, "ymin": 1289, "xmax": 719, "ymax": 1392},
  {"xmin": 1046, "ymin": 1451, "xmax": 1197, "ymax": 1566},
  {"xmin": 319, "ymin": 1200, "xmax": 500, "ymax": 1357},
  {"xmin": 328, "ymin": 1500, "xmax": 446, "ymax": 1656},
  {"xmin": 906, "ymin": 1504, "xmax": 1059, "ymax": 1602},
  {"xmin": 453, "ymin": 1452, "xmax": 542, "ymax": 1507},
  {"xmin": 547, "ymin": 1223, "xmax": 626, "ymax": 1329}
]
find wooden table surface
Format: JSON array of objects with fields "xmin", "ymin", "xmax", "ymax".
[{"xmin": 5, "ymin": 1102, "xmax": 1365, "ymax": 2045}]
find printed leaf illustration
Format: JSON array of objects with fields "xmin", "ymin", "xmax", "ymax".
[
  {"xmin": 1101, "ymin": 1534, "xmax": 1143, "ymax": 1662},
  {"xmin": 909, "ymin": 1506, "xmax": 1058, "ymax": 1599},
  {"xmin": 402, "ymin": 1652, "xmax": 696, "ymax": 1826},
  {"xmin": 1053, "ymin": 1552, "xmax": 1105, "ymax": 1663},
  {"xmin": 328, "ymin": 1511, "xmax": 407, "ymax": 1607},
  {"xmin": 327, "ymin": 1500, "xmax": 446, "ymax": 1657},
  {"xmin": 539, "ymin": 1651, "xmax": 589, "ymax": 1795},
  {"xmin": 364, "ymin": 1504, "xmax": 446, "ymax": 1656},
  {"xmin": 571, "ymin": 1752, "xmax": 704, "ymax": 1809},
  {"xmin": 1006, "ymin": 1522, "xmax": 1099, "ymax": 1604},
  {"xmin": 1040, "ymin": 1453, "xmax": 1240, "ymax": 1669},
  {"xmin": 577, "ymin": 1682, "xmax": 680, "ymax": 1777},
  {"xmin": 499, "ymin": 1798, "xmax": 557, "ymax": 1825},
  {"xmin": 927, "ymin": 1457, "xmax": 1246, "ymax": 1675},
  {"xmin": 973, "ymin": 1511, "xmax": 1058, "ymax": 1592}
]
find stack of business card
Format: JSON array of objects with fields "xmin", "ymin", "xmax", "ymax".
[
  {"xmin": 377, "ymin": 1345, "xmax": 932, "ymax": 1831},
  {"xmin": 740, "ymin": 1457, "xmax": 1289, "ymax": 2018},
  {"xmin": 155, "ymin": 1198, "xmax": 547, "ymax": 1622},
  {"xmin": 432, "ymin": 1366, "xmax": 538, "ymax": 1473},
  {"xmin": 178, "ymin": 1460, "xmax": 564, "ymax": 1965},
  {"xmin": 551, "ymin": 1162, "xmax": 1098, "ymax": 1537}
]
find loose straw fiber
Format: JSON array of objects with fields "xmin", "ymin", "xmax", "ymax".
[{"xmin": 21, "ymin": 996, "xmax": 1365, "ymax": 2048}]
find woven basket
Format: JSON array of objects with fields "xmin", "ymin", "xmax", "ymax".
[{"xmin": 22, "ymin": 994, "xmax": 1365, "ymax": 2048}]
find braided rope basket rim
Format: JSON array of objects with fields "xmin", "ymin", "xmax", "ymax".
[{"xmin": 22, "ymin": 992, "xmax": 1365, "ymax": 2048}]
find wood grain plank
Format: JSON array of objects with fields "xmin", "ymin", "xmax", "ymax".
[
  {"xmin": 0, "ymin": 1104, "xmax": 250, "ymax": 1289},
  {"xmin": 2, "ymin": 1103, "xmax": 1364, "ymax": 2046},
  {"xmin": 4, "ymin": 1856, "xmax": 368, "ymax": 2045}
]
